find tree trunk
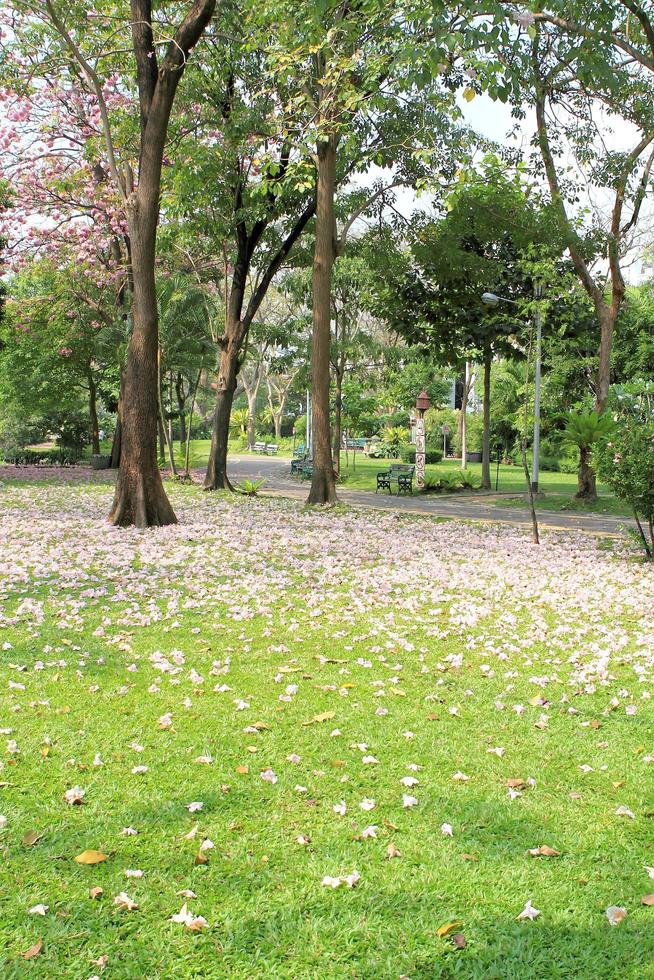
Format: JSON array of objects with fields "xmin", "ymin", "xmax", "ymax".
[
  {"xmin": 107, "ymin": 0, "xmax": 216, "ymax": 526},
  {"xmin": 595, "ymin": 308, "xmax": 616, "ymax": 412},
  {"xmin": 333, "ymin": 369, "xmax": 343, "ymax": 477},
  {"xmin": 308, "ymin": 135, "xmax": 338, "ymax": 505},
  {"xmin": 204, "ymin": 339, "xmax": 239, "ymax": 491},
  {"xmin": 481, "ymin": 347, "xmax": 492, "ymax": 490},
  {"xmin": 108, "ymin": 215, "xmax": 177, "ymax": 527},
  {"xmin": 110, "ymin": 371, "xmax": 125, "ymax": 468},
  {"xmin": 175, "ymin": 372, "xmax": 187, "ymax": 447},
  {"xmin": 158, "ymin": 354, "xmax": 178, "ymax": 478},
  {"xmin": 184, "ymin": 368, "xmax": 202, "ymax": 479},
  {"xmin": 157, "ymin": 409, "xmax": 166, "ymax": 461},
  {"xmin": 576, "ymin": 446, "xmax": 597, "ymax": 500},
  {"xmin": 246, "ymin": 392, "xmax": 257, "ymax": 450},
  {"xmin": 88, "ymin": 369, "xmax": 100, "ymax": 455}
]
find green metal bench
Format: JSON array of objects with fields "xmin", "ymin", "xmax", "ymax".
[{"xmin": 376, "ymin": 463, "xmax": 415, "ymax": 495}]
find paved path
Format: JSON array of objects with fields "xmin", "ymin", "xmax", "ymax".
[{"xmin": 217, "ymin": 456, "xmax": 633, "ymax": 539}]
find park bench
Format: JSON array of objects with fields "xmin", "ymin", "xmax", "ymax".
[
  {"xmin": 265, "ymin": 444, "xmax": 279, "ymax": 455},
  {"xmin": 252, "ymin": 442, "xmax": 267, "ymax": 454},
  {"xmin": 290, "ymin": 453, "xmax": 308, "ymax": 475},
  {"xmin": 344, "ymin": 437, "xmax": 367, "ymax": 451},
  {"xmin": 376, "ymin": 463, "xmax": 415, "ymax": 495}
]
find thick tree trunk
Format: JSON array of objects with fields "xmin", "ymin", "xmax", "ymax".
[
  {"xmin": 88, "ymin": 369, "xmax": 100, "ymax": 455},
  {"xmin": 204, "ymin": 340, "xmax": 239, "ymax": 491},
  {"xmin": 108, "ymin": 215, "xmax": 177, "ymax": 528},
  {"xmin": 576, "ymin": 446, "xmax": 597, "ymax": 500},
  {"xmin": 308, "ymin": 136, "xmax": 338, "ymax": 505},
  {"xmin": 481, "ymin": 347, "xmax": 492, "ymax": 490}
]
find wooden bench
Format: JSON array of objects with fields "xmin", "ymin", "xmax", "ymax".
[
  {"xmin": 252, "ymin": 442, "xmax": 267, "ymax": 454},
  {"xmin": 376, "ymin": 463, "xmax": 415, "ymax": 495},
  {"xmin": 265, "ymin": 444, "xmax": 279, "ymax": 455}
]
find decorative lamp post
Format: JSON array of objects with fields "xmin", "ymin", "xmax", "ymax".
[{"xmin": 415, "ymin": 389, "xmax": 431, "ymax": 488}]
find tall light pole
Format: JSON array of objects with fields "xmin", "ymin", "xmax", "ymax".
[{"xmin": 481, "ymin": 288, "xmax": 542, "ymax": 493}]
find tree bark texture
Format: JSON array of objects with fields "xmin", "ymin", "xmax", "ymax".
[
  {"xmin": 308, "ymin": 136, "xmax": 338, "ymax": 505},
  {"xmin": 204, "ymin": 336, "xmax": 239, "ymax": 491},
  {"xmin": 109, "ymin": 214, "xmax": 178, "ymax": 527},
  {"xmin": 109, "ymin": 0, "xmax": 216, "ymax": 526},
  {"xmin": 576, "ymin": 446, "xmax": 597, "ymax": 500}
]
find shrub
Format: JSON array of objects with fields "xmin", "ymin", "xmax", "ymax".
[
  {"xmin": 400, "ymin": 445, "xmax": 443, "ymax": 465},
  {"xmin": 595, "ymin": 415, "xmax": 654, "ymax": 558},
  {"xmin": 458, "ymin": 472, "xmax": 480, "ymax": 490},
  {"xmin": 0, "ymin": 447, "xmax": 81, "ymax": 466},
  {"xmin": 422, "ymin": 473, "xmax": 461, "ymax": 494},
  {"xmin": 452, "ymin": 413, "xmax": 483, "ymax": 454},
  {"xmin": 538, "ymin": 454, "xmax": 560, "ymax": 473}
]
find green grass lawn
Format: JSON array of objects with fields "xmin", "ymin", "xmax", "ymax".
[
  {"xmin": 495, "ymin": 493, "xmax": 634, "ymax": 519},
  {"xmin": 0, "ymin": 475, "xmax": 652, "ymax": 978}
]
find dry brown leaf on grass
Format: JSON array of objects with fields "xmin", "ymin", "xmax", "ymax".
[
  {"xmin": 89, "ymin": 886, "xmax": 104, "ymax": 900},
  {"xmin": 21, "ymin": 938, "xmax": 43, "ymax": 959},
  {"xmin": 436, "ymin": 921, "xmax": 462, "ymax": 937},
  {"xmin": 606, "ymin": 906, "xmax": 627, "ymax": 925},
  {"xmin": 452, "ymin": 933, "xmax": 466, "ymax": 949},
  {"xmin": 21, "ymin": 829, "xmax": 42, "ymax": 847},
  {"xmin": 386, "ymin": 842, "xmax": 401, "ymax": 859},
  {"xmin": 74, "ymin": 850, "xmax": 107, "ymax": 865},
  {"xmin": 527, "ymin": 845, "xmax": 560, "ymax": 857},
  {"xmin": 641, "ymin": 894, "xmax": 654, "ymax": 906},
  {"xmin": 303, "ymin": 711, "xmax": 336, "ymax": 726}
]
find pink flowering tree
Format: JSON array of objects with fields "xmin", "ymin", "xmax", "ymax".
[{"xmin": 3, "ymin": 1, "xmax": 216, "ymax": 526}]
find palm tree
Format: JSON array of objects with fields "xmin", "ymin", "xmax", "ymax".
[{"xmin": 563, "ymin": 409, "xmax": 613, "ymax": 500}]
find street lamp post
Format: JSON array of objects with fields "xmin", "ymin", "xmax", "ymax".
[
  {"xmin": 415, "ymin": 390, "xmax": 431, "ymax": 488},
  {"xmin": 481, "ymin": 287, "xmax": 542, "ymax": 494}
]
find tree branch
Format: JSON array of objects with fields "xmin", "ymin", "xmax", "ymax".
[{"xmin": 43, "ymin": 0, "xmax": 125, "ymax": 197}]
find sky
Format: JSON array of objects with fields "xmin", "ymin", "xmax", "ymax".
[{"xmin": 375, "ymin": 89, "xmax": 651, "ymax": 285}]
